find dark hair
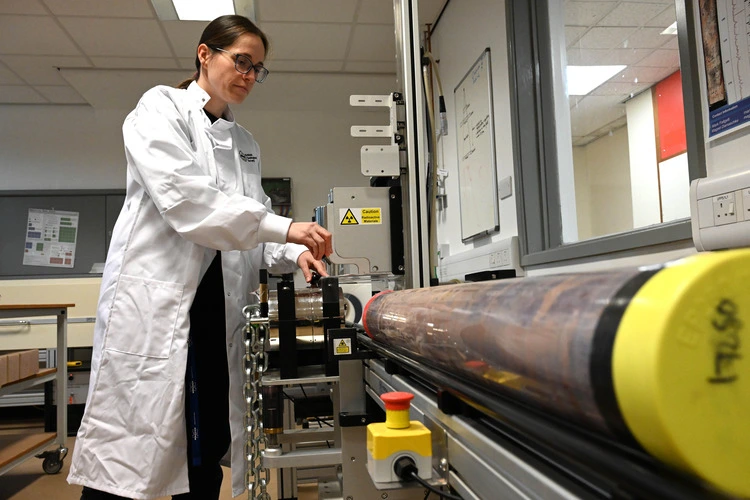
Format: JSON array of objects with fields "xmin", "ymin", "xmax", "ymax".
[{"xmin": 176, "ymin": 15, "xmax": 269, "ymax": 89}]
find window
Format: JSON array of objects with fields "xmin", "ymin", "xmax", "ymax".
[{"xmin": 508, "ymin": 0, "xmax": 706, "ymax": 265}]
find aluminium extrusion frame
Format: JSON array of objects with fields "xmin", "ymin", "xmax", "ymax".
[
  {"xmin": 364, "ymin": 357, "xmax": 588, "ymax": 500},
  {"xmin": 394, "ymin": 0, "xmax": 430, "ymax": 290}
]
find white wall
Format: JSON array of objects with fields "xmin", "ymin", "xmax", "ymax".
[
  {"xmin": 627, "ymin": 90, "xmax": 662, "ymax": 228},
  {"xmin": 0, "ymin": 73, "xmax": 396, "ymax": 219},
  {"xmin": 573, "ymin": 126, "xmax": 632, "ymax": 240},
  {"xmin": 430, "ymin": 0, "xmax": 517, "ymax": 261}
]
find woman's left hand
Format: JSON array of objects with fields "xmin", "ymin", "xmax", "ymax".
[{"xmin": 297, "ymin": 250, "xmax": 329, "ymax": 283}]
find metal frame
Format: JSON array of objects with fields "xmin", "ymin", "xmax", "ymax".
[
  {"xmin": 0, "ymin": 304, "xmax": 69, "ymax": 476},
  {"xmin": 508, "ymin": 0, "xmax": 707, "ymax": 268},
  {"xmin": 364, "ymin": 359, "xmax": 588, "ymax": 500},
  {"xmin": 394, "ymin": 0, "xmax": 429, "ymax": 289}
]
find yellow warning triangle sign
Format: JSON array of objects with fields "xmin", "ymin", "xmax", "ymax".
[
  {"xmin": 341, "ymin": 208, "xmax": 359, "ymax": 225},
  {"xmin": 336, "ymin": 339, "xmax": 350, "ymax": 354}
]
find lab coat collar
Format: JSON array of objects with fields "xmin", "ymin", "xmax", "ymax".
[{"xmin": 186, "ymin": 80, "xmax": 236, "ymax": 126}]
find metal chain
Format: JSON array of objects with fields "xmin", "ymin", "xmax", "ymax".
[{"xmin": 243, "ymin": 305, "xmax": 271, "ymax": 500}]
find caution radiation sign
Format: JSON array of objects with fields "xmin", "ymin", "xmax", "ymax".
[{"xmin": 339, "ymin": 207, "xmax": 382, "ymax": 225}]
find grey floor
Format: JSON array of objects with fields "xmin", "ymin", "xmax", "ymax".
[{"xmin": 1, "ymin": 419, "xmax": 317, "ymax": 500}]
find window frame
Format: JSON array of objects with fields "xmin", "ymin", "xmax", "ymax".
[{"xmin": 507, "ymin": 0, "xmax": 707, "ymax": 267}]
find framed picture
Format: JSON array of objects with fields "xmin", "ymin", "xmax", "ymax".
[{"xmin": 261, "ymin": 177, "xmax": 292, "ymax": 217}]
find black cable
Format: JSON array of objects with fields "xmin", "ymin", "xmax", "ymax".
[
  {"xmin": 410, "ymin": 473, "xmax": 462, "ymax": 500},
  {"xmin": 394, "ymin": 456, "xmax": 462, "ymax": 500},
  {"xmin": 298, "ymin": 384, "xmax": 332, "ymax": 447}
]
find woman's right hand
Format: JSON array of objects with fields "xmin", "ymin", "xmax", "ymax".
[{"xmin": 286, "ymin": 222, "xmax": 332, "ymax": 260}]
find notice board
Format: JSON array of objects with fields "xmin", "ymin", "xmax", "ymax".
[
  {"xmin": 454, "ymin": 48, "xmax": 499, "ymax": 241},
  {"xmin": 0, "ymin": 191, "xmax": 124, "ymax": 278}
]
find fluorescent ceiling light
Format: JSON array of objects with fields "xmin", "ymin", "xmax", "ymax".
[
  {"xmin": 172, "ymin": 0, "xmax": 234, "ymax": 21},
  {"xmin": 566, "ymin": 65, "xmax": 626, "ymax": 95},
  {"xmin": 661, "ymin": 22, "xmax": 678, "ymax": 35}
]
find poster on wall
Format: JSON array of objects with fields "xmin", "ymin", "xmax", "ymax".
[
  {"xmin": 22, "ymin": 208, "xmax": 79, "ymax": 268},
  {"xmin": 699, "ymin": 0, "xmax": 750, "ymax": 139}
]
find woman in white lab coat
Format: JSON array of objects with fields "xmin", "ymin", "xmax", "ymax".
[{"xmin": 66, "ymin": 15, "xmax": 331, "ymax": 500}]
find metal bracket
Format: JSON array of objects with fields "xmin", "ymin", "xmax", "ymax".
[{"xmin": 350, "ymin": 92, "xmax": 405, "ymax": 177}]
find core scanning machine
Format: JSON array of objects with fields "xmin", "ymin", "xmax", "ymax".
[{"xmin": 239, "ymin": 2, "xmax": 749, "ymax": 499}]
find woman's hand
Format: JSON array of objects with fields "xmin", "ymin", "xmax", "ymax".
[
  {"xmin": 297, "ymin": 250, "xmax": 329, "ymax": 283},
  {"xmin": 286, "ymin": 222, "xmax": 332, "ymax": 260}
]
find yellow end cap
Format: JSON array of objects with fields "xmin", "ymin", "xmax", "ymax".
[
  {"xmin": 613, "ymin": 249, "xmax": 750, "ymax": 497},
  {"xmin": 367, "ymin": 421, "xmax": 432, "ymax": 460}
]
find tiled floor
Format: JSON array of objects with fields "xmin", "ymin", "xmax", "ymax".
[{"xmin": 1, "ymin": 420, "xmax": 318, "ymax": 500}]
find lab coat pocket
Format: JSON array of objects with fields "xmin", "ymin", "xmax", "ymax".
[{"xmin": 105, "ymin": 275, "xmax": 184, "ymax": 359}]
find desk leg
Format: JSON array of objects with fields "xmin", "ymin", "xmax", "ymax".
[{"xmin": 56, "ymin": 309, "xmax": 68, "ymax": 447}]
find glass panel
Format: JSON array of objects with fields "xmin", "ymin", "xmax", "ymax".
[{"xmin": 555, "ymin": 0, "xmax": 688, "ymax": 243}]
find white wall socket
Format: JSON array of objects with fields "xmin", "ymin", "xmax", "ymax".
[{"xmin": 690, "ymin": 167, "xmax": 750, "ymax": 251}]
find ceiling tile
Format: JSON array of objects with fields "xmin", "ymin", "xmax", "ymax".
[
  {"xmin": 1, "ymin": 55, "xmax": 90, "ymax": 85},
  {"xmin": 622, "ymin": 27, "xmax": 667, "ymax": 49},
  {"xmin": 564, "ymin": 1, "xmax": 617, "ymax": 26},
  {"xmin": 0, "ymin": 85, "xmax": 47, "ymax": 103},
  {"xmin": 163, "ymin": 21, "xmax": 208, "ymax": 59},
  {"xmin": 590, "ymin": 81, "xmax": 650, "ymax": 97},
  {"xmin": 59, "ymin": 18, "xmax": 172, "ymax": 57},
  {"xmin": 569, "ymin": 95, "xmax": 626, "ymax": 135},
  {"xmin": 0, "ymin": 15, "xmax": 82, "ymax": 55},
  {"xmin": 91, "ymin": 57, "xmax": 180, "ymax": 69},
  {"xmin": 644, "ymin": 5, "xmax": 675, "ymax": 28},
  {"xmin": 566, "ymin": 48, "xmax": 609, "ymax": 65},
  {"xmin": 636, "ymin": 48, "xmax": 679, "ymax": 67},
  {"xmin": 617, "ymin": 65, "xmax": 675, "ymax": 83},
  {"xmin": 262, "ymin": 23, "xmax": 351, "ymax": 60},
  {"xmin": 660, "ymin": 36, "xmax": 679, "ymax": 50},
  {"xmin": 358, "ymin": 0, "xmax": 394, "ymax": 24},
  {"xmin": 258, "ymin": 0, "xmax": 357, "ymax": 23},
  {"xmin": 0, "ymin": 62, "xmax": 24, "ymax": 84},
  {"xmin": 42, "ymin": 0, "xmax": 154, "ymax": 17},
  {"xmin": 575, "ymin": 26, "xmax": 636, "ymax": 49},
  {"xmin": 267, "ymin": 60, "xmax": 344, "ymax": 72},
  {"xmin": 601, "ymin": 47, "xmax": 652, "ymax": 65},
  {"xmin": 348, "ymin": 24, "xmax": 396, "ymax": 61},
  {"xmin": 598, "ymin": 2, "xmax": 668, "ymax": 27},
  {"xmin": 33, "ymin": 84, "xmax": 87, "ymax": 103},
  {"xmin": 180, "ymin": 58, "xmax": 196, "ymax": 70},
  {"xmin": 565, "ymin": 26, "xmax": 588, "ymax": 46},
  {"xmin": 344, "ymin": 61, "xmax": 396, "ymax": 73},
  {"xmin": 0, "ymin": 0, "xmax": 47, "ymax": 15}
]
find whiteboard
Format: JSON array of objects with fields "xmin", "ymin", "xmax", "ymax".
[{"xmin": 454, "ymin": 48, "xmax": 499, "ymax": 241}]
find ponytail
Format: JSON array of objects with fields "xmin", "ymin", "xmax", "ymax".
[{"xmin": 176, "ymin": 72, "xmax": 199, "ymax": 90}]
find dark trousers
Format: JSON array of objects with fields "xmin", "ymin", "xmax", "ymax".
[{"xmin": 82, "ymin": 254, "xmax": 230, "ymax": 500}]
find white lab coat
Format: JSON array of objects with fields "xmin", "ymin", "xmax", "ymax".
[{"xmin": 67, "ymin": 82, "xmax": 305, "ymax": 499}]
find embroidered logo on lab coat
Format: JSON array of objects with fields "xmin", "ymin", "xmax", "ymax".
[{"xmin": 239, "ymin": 150, "xmax": 257, "ymax": 163}]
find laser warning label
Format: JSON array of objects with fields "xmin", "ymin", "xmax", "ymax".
[
  {"xmin": 339, "ymin": 208, "xmax": 382, "ymax": 225},
  {"xmin": 335, "ymin": 338, "xmax": 352, "ymax": 355}
]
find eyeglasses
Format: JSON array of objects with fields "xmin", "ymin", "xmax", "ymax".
[{"xmin": 211, "ymin": 47, "xmax": 269, "ymax": 83}]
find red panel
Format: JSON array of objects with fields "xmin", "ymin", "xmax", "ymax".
[{"xmin": 655, "ymin": 71, "xmax": 687, "ymax": 161}]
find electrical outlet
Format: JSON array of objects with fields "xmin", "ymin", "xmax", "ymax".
[
  {"xmin": 691, "ymin": 168, "xmax": 750, "ymax": 251},
  {"xmin": 713, "ymin": 193, "xmax": 737, "ymax": 226}
]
